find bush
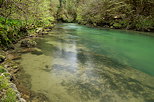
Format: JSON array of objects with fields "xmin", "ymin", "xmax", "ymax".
[
  {"xmin": 0, "ymin": 17, "xmax": 29, "ymax": 49},
  {"xmin": 134, "ymin": 16, "xmax": 154, "ymax": 31}
]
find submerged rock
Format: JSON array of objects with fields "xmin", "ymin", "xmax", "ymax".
[{"xmin": 20, "ymin": 39, "xmax": 37, "ymax": 48}]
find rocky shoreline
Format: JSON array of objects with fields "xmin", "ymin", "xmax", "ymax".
[
  {"xmin": 0, "ymin": 25, "xmax": 54, "ymax": 102},
  {"xmin": 0, "ymin": 50, "xmax": 26, "ymax": 102}
]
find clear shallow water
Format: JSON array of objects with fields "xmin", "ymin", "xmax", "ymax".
[{"xmin": 20, "ymin": 23, "xmax": 154, "ymax": 102}]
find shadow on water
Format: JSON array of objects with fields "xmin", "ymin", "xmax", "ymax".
[
  {"xmin": 31, "ymin": 50, "xmax": 43, "ymax": 55},
  {"xmin": 77, "ymin": 51, "xmax": 127, "ymax": 69},
  {"xmin": 61, "ymin": 58, "xmax": 154, "ymax": 101}
]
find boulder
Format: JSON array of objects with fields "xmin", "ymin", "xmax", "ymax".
[{"xmin": 20, "ymin": 39, "xmax": 37, "ymax": 48}]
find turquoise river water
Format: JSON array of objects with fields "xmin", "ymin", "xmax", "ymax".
[{"xmin": 19, "ymin": 23, "xmax": 154, "ymax": 102}]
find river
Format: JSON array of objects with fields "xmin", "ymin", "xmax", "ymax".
[{"xmin": 18, "ymin": 23, "xmax": 154, "ymax": 102}]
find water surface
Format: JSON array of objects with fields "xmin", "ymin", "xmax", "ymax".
[{"xmin": 19, "ymin": 23, "xmax": 154, "ymax": 102}]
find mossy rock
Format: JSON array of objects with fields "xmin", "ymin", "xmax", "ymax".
[
  {"xmin": 20, "ymin": 39, "xmax": 37, "ymax": 48},
  {"xmin": 0, "ymin": 55, "xmax": 6, "ymax": 63},
  {"xmin": 0, "ymin": 88, "xmax": 17, "ymax": 102},
  {"xmin": 0, "ymin": 75, "xmax": 18, "ymax": 102},
  {"xmin": 0, "ymin": 66, "xmax": 19, "ymax": 102}
]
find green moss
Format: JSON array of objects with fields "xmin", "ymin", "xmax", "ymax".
[
  {"xmin": 0, "ymin": 66, "xmax": 6, "ymax": 73},
  {"xmin": 0, "ymin": 64, "xmax": 18, "ymax": 102},
  {"xmin": 0, "ymin": 76, "xmax": 9, "ymax": 90},
  {"xmin": 0, "ymin": 75, "xmax": 18, "ymax": 102},
  {"xmin": 1, "ymin": 88, "xmax": 17, "ymax": 102}
]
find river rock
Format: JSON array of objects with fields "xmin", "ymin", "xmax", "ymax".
[
  {"xmin": 36, "ymin": 28, "xmax": 43, "ymax": 34},
  {"xmin": 10, "ymin": 83, "xmax": 27, "ymax": 102},
  {"xmin": 20, "ymin": 39, "xmax": 37, "ymax": 48}
]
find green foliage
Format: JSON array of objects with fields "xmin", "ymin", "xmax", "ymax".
[
  {"xmin": 0, "ymin": 65, "xmax": 17, "ymax": 101},
  {"xmin": 0, "ymin": 17, "xmax": 27, "ymax": 48},
  {"xmin": 134, "ymin": 16, "xmax": 154, "ymax": 31},
  {"xmin": 36, "ymin": 16, "xmax": 55, "ymax": 27},
  {"xmin": 0, "ymin": 75, "xmax": 18, "ymax": 102},
  {"xmin": 76, "ymin": 0, "xmax": 129, "ymax": 25},
  {"xmin": 75, "ymin": 0, "xmax": 154, "ymax": 31},
  {"xmin": 0, "ymin": 76, "xmax": 9, "ymax": 90},
  {"xmin": 0, "ymin": 66, "xmax": 6, "ymax": 73},
  {"xmin": 1, "ymin": 88, "xmax": 17, "ymax": 102},
  {"xmin": 0, "ymin": 0, "xmax": 56, "ymax": 48},
  {"xmin": 113, "ymin": 23, "xmax": 122, "ymax": 28},
  {"xmin": 56, "ymin": 0, "xmax": 77, "ymax": 22}
]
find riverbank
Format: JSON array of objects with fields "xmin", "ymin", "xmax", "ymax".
[
  {"xmin": 1, "ymin": 23, "xmax": 154, "ymax": 101},
  {"xmin": 0, "ymin": 50, "xmax": 26, "ymax": 102},
  {"xmin": 0, "ymin": 25, "xmax": 54, "ymax": 101},
  {"xmin": 77, "ymin": 23, "xmax": 154, "ymax": 37}
]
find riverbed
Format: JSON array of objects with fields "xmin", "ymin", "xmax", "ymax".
[{"xmin": 18, "ymin": 23, "xmax": 154, "ymax": 102}]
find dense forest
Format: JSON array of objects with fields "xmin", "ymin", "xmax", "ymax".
[
  {"xmin": 0, "ymin": 0, "xmax": 57, "ymax": 49},
  {"xmin": 0, "ymin": 0, "xmax": 154, "ymax": 48},
  {"xmin": 57, "ymin": 0, "xmax": 154, "ymax": 31},
  {"xmin": 0, "ymin": 0, "xmax": 154, "ymax": 101}
]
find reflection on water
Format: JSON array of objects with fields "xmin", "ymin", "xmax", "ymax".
[{"xmin": 20, "ymin": 23, "xmax": 154, "ymax": 102}]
